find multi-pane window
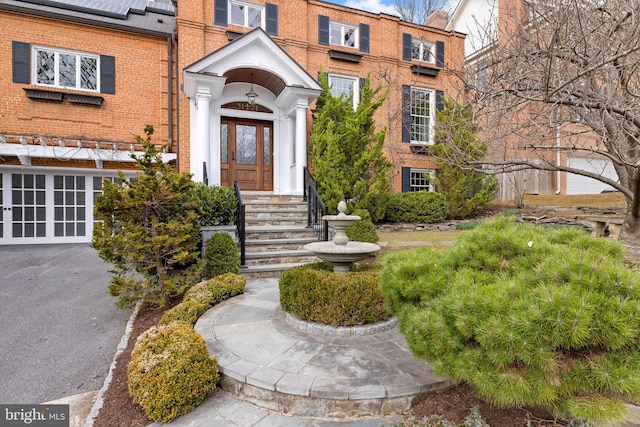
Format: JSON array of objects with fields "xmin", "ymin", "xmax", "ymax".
[
  {"xmin": 411, "ymin": 39, "xmax": 435, "ymax": 63},
  {"xmin": 330, "ymin": 22, "xmax": 358, "ymax": 48},
  {"xmin": 230, "ymin": 0, "xmax": 263, "ymax": 28},
  {"xmin": 410, "ymin": 169, "xmax": 434, "ymax": 192},
  {"xmin": 328, "ymin": 74, "xmax": 358, "ymax": 109},
  {"xmin": 54, "ymin": 175, "xmax": 86, "ymax": 237},
  {"xmin": 410, "ymin": 87, "xmax": 434, "ymax": 144},
  {"xmin": 34, "ymin": 47, "xmax": 98, "ymax": 91}
]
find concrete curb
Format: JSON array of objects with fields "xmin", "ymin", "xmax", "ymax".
[{"xmin": 84, "ymin": 301, "xmax": 142, "ymax": 427}]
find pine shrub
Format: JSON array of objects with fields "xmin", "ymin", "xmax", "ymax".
[
  {"xmin": 385, "ymin": 191, "xmax": 448, "ymax": 223},
  {"xmin": 380, "ymin": 217, "xmax": 640, "ymax": 424},
  {"xmin": 346, "ymin": 209, "xmax": 379, "ymax": 243},
  {"xmin": 279, "ymin": 263, "xmax": 389, "ymax": 326},
  {"xmin": 128, "ymin": 323, "xmax": 220, "ymax": 423},
  {"xmin": 202, "ymin": 233, "xmax": 239, "ymax": 279}
]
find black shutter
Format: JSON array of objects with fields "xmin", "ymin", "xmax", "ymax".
[
  {"xmin": 359, "ymin": 77, "xmax": 365, "ymax": 102},
  {"xmin": 318, "ymin": 15, "xmax": 329, "ymax": 46},
  {"xmin": 100, "ymin": 55, "xmax": 115, "ymax": 94},
  {"xmin": 214, "ymin": 0, "xmax": 228, "ymax": 26},
  {"xmin": 12, "ymin": 41, "xmax": 30, "ymax": 84},
  {"xmin": 436, "ymin": 90, "xmax": 444, "ymax": 112},
  {"xmin": 401, "ymin": 167, "xmax": 411, "ymax": 192},
  {"xmin": 401, "ymin": 85, "xmax": 411, "ymax": 142},
  {"xmin": 402, "ymin": 33, "xmax": 412, "ymax": 61},
  {"xmin": 266, "ymin": 3, "xmax": 278, "ymax": 36},
  {"xmin": 359, "ymin": 23, "xmax": 369, "ymax": 53},
  {"xmin": 436, "ymin": 41, "xmax": 445, "ymax": 68}
]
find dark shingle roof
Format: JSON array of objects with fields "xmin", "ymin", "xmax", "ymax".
[
  {"xmin": 15, "ymin": 0, "xmax": 174, "ymax": 19},
  {"xmin": 0, "ymin": 0, "xmax": 175, "ymax": 36}
]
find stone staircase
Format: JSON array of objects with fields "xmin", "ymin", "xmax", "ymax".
[{"xmin": 239, "ymin": 192, "xmax": 321, "ymax": 278}]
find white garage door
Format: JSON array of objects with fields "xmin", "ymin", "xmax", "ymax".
[
  {"xmin": 0, "ymin": 168, "xmax": 131, "ymax": 245},
  {"xmin": 567, "ymin": 155, "xmax": 618, "ymax": 195}
]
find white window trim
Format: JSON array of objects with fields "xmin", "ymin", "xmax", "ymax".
[
  {"xmin": 328, "ymin": 73, "xmax": 359, "ymax": 110},
  {"xmin": 410, "ymin": 168, "xmax": 435, "ymax": 192},
  {"xmin": 228, "ymin": 0, "xmax": 265, "ymax": 29},
  {"xmin": 32, "ymin": 45, "xmax": 100, "ymax": 92},
  {"xmin": 412, "ymin": 38, "xmax": 435, "ymax": 64},
  {"xmin": 410, "ymin": 86, "xmax": 435, "ymax": 145},
  {"xmin": 329, "ymin": 21, "xmax": 359, "ymax": 49}
]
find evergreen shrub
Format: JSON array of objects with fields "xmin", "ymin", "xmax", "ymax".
[
  {"xmin": 189, "ymin": 183, "xmax": 237, "ymax": 226},
  {"xmin": 203, "ymin": 233, "xmax": 239, "ymax": 279},
  {"xmin": 128, "ymin": 323, "xmax": 219, "ymax": 423},
  {"xmin": 279, "ymin": 263, "xmax": 389, "ymax": 326},
  {"xmin": 183, "ymin": 273, "xmax": 246, "ymax": 307},
  {"xmin": 380, "ymin": 217, "xmax": 640, "ymax": 424},
  {"xmin": 385, "ymin": 192, "xmax": 448, "ymax": 223},
  {"xmin": 346, "ymin": 209, "xmax": 379, "ymax": 243},
  {"xmin": 158, "ymin": 300, "xmax": 209, "ymax": 326}
]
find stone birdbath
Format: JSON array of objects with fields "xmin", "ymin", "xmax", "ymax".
[{"xmin": 304, "ymin": 201, "xmax": 380, "ymax": 273}]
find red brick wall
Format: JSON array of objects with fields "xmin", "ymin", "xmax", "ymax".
[
  {"xmin": 1, "ymin": 10, "xmax": 172, "ymax": 152},
  {"xmin": 177, "ymin": 0, "xmax": 466, "ymax": 192}
]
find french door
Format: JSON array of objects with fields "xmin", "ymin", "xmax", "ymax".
[{"xmin": 220, "ymin": 118, "xmax": 273, "ymax": 191}]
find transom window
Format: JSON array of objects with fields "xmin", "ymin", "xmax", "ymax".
[
  {"xmin": 34, "ymin": 47, "xmax": 98, "ymax": 91},
  {"xmin": 230, "ymin": 0, "xmax": 263, "ymax": 28},
  {"xmin": 411, "ymin": 39, "xmax": 435, "ymax": 63},
  {"xmin": 410, "ymin": 169, "xmax": 434, "ymax": 192},
  {"xmin": 410, "ymin": 87, "xmax": 434, "ymax": 144},
  {"xmin": 330, "ymin": 22, "xmax": 358, "ymax": 48},
  {"xmin": 328, "ymin": 74, "xmax": 359, "ymax": 109}
]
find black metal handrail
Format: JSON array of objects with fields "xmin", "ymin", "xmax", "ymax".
[
  {"xmin": 303, "ymin": 166, "xmax": 315, "ymax": 202},
  {"xmin": 306, "ymin": 179, "xmax": 329, "ymax": 242},
  {"xmin": 233, "ymin": 181, "xmax": 246, "ymax": 268}
]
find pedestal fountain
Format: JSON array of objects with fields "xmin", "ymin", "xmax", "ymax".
[{"xmin": 304, "ymin": 201, "xmax": 380, "ymax": 273}]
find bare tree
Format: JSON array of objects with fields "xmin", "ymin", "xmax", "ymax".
[
  {"xmin": 393, "ymin": 0, "xmax": 451, "ymax": 25},
  {"xmin": 460, "ymin": 0, "xmax": 640, "ymax": 256}
]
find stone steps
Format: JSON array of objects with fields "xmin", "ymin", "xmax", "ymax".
[{"xmin": 238, "ymin": 193, "xmax": 321, "ymax": 278}]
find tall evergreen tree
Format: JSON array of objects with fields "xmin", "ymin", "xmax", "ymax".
[
  {"xmin": 92, "ymin": 126, "xmax": 201, "ymax": 309},
  {"xmin": 310, "ymin": 73, "xmax": 391, "ymax": 221},
  {"xmin": 433, "ymin": 98, "xmax": 498, "ymax": 219}
]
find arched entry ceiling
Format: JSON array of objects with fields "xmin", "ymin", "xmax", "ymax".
[{"xmin": 224, "ymin": 68, "xmax": 286, "ymax": 97}]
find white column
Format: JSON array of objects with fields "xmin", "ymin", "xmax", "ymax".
[
  {"xmin": 210, "ymin": 114, "xmax": 221, "ymax": 186},
  {"xmin": 294, "ymin": 102, "xmax": 308, "ymax": 195},
  {"xmin": 195, "ymin": 91, "xmax": 211, "ymax": 183}
]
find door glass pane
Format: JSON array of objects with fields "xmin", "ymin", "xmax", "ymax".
[
  {"xmin": 12, "ymin": 174, "xmax": 46, "ymax": 238},
  {"xmin": 54, "ymin": 175, "xmax": 86, "ymax": 237},
  {"xmin": 236, "ymin": 125, "xmax": 257, "ymax": 165},
  {"xmin": 221, "ymin": 124, "xmax": 228, "ymax": 163},
  {"xmin": 263, "ymin": 127, "xmax": 270, "ymax": 166}
]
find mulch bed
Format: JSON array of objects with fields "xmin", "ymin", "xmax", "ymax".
[{"xmin": 410, "ymin": 384, "xmax": 565, "ymax": 426}]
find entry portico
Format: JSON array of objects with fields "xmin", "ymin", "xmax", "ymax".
[{"xmin": 183, "ymin": 28, "xmax": 322, "ymax": 195}]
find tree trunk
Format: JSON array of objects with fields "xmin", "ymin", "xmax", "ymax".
[{"xmin": 619, "ymin": 206, "xmax": 640, "ymax": 262}]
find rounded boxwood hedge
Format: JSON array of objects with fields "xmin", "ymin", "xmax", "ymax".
[
  {"xmin": 279, "ymin": 262, "xmax": 389, "ymax": 327},
  {"xmin": 384, "ymin": 191, "xmax": 448, "ymax": 223},
  {"xmin": 346, "ymin": 209, "xmax": 379, "ymax": 243},
  {"xmin": 203, "ymin": 232, "xmax": 240, "ymax": 279},
  {"xmin": 128, "ymin": 322, "xmax": 220, "ymax": 423}
]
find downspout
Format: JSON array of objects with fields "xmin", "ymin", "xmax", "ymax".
[
  {"xmin": 167, "ymin": 35, "xmax": 173, "ymax": 154},
  {"xmin": 173, "ymin": 30, "xmax": 179, "ymax": 171}
]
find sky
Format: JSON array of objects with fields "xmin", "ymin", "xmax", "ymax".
[{"xmin": 323, "ymin": 0, "xmax": 459, "ymax": 18}]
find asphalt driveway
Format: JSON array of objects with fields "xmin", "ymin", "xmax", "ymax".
[{"xmin": 0, "ymin": 244, "xmax": 132, "ymax": 404}]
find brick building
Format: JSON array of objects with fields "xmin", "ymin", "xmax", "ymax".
[
  {"xmin": 0, "ymin": 0, "xmax": 465, "ymax": 244},
  {"xmin": 178, "ymin": 0, "xmax": 466, "ymax": 195},
  {"xmin": 0, "ymin": 0, "xmax": 176, "ymax": 244}
]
